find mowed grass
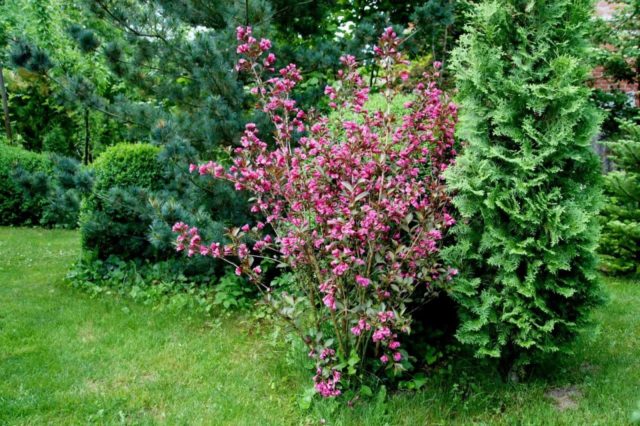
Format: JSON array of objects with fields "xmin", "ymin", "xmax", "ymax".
[{"xmin": 0, "ymin": 227, "xmax": 638, "ymax": 425}]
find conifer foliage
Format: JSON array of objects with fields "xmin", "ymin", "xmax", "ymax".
[
  {"xmin": 600, "ymin": 118, "xmax": 640, "ymax": 275},
  {"xmin": 444, "ymin": 0, "xmax": 604, "ymax": 369}
]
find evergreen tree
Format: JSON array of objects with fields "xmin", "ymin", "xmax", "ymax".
[
  {"xmin": 600, "ymin": 118, "xmax": 640, "ymax": 275},
  {"xmin": 444, "ymin": 0, "xmax": 604, "ymax": 372}
]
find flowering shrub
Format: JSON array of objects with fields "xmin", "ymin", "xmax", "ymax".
[{"xmin": 173, "ymin": 26, "xmax": 458, "ymax": 397}]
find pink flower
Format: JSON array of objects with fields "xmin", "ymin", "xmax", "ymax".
[
  {"xmin": 372, "ymin": 327, "xmax": 391, "ymax": 342},
  {"xmin": 259, "ymin": 38, "xmax": 272, "ymax": 51},
  {"xmin": 332, "ymin": 263, "xmax": 349, "ymax": 276},
  {"xmin": 444, "ymin": 213, "xmax": 456, "ymax": 226},
  {"xmin": 314, "ymin": 369, "xmax": 342, "ymax": 398},
  {"xmin": 393, "ymin": 352, "xmax": 402, "ymax": 362},
  {"xmin": 235, "ymin": 266, "xmax": 242, "ymax": 276},
  {"xmin": 209, "ymin": 243, "xmax": 221, "ymax": 257},
  {"xmin": 213, "ymin": 164, "xmax": 225, "ymax": 177},
  {"xmin": 355, "ymin": 275, "xmax": 371, "ymax": 287},
  {"xmin": 236, "ymin": 26, "xmax": 249, "ymax": 41},
  {"xmin": 319, "ymin": 348, "xmax": 335, "ymax": 360},
  {"xmin": 377, "ymin": 311, "xmax": 394, "ymax": 323},
  {"xmin": 322, "ymin": 293, "xmax": 336, "ymax": 311},
  {"xmin": 380, "ymin": 355, "xmax": 389, "ymax": 364},
  {"xmin": 172, "ymin": 222, "xmax": 188, "ymax": 233},
  {"xmin": 237, "ymin": 244, "xmax": 249, "ymax": 258},
  {"xmin": 264, "ymin": 53, "xmax": 276, "ymax": 67}
]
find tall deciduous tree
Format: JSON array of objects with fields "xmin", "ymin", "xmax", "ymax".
[{"xmin": 444, "ymin": 0, "xmax": 604, "ymax": 373}]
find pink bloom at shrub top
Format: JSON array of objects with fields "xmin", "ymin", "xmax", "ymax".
[{"xmin": 174, "ymin": 26, "xmax": 458, "ymax": 397}]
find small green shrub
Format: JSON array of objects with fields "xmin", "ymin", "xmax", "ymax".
[
  {"xmin": 92, "ymin": 143, "xmax": 163, "ymax": 191},
  {"xmin": 80, "ymin": 143, "xmax": 164, "ymax": 260},
  {"xmin": 12, "ymin": 154, "xmax": 94, "ymax": 228},
  {"xmin": 0, "ymin": 144, "xmax": 52, "ymax": 225}
]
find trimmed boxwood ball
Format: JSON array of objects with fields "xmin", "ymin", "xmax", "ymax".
[
  {"xmin": 80, "ymin": 143, "xmax": 164, "ymax": 260},
  {"xmin": 92, "ymin": 143, "xmax": 164, "ymax": 191},
  {"xmin": 0, "ymin": 144, "xmax": 52, "ymax": 225}
]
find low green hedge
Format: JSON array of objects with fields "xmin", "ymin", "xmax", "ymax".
[{"xmin": 0, "ymin": 144, "xmax": 52, "ymax": 225}]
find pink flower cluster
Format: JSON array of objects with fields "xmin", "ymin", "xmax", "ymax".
[
  {"xmin": 174, "ymin": 26, "xmax": 458, "ymax": 397},
  {"xmin": 314, "ymin": 368, "xmax": 342, "ymax": 398}
]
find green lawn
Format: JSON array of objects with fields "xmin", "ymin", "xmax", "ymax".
[{"xmin": 1, "ymin": 227, "xmax": 638, "ymax": 425}]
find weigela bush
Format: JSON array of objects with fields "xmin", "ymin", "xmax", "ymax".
[{"xmin": 174, "ymin": 26, "xmax": 458, "ymax": 397}]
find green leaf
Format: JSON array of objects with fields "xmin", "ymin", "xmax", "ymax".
[{"xmin": 360, "ymin": 385, "xmax": 373, "ymax": 398}]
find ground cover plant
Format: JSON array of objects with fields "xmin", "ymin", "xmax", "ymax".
[{"xmin": 173, "ymin": 26, "xmax": 459, "ymax": 397}]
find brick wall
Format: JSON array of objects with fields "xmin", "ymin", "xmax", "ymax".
[
  {"xmin": 596, "ymin": 0, "xmax": 618, "ymax": 20},
  {"xmin": 593, "ymin": 1, "xmax": 638, "ymax": 107}
]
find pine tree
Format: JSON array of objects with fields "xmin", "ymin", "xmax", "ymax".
[
  {"xmin": 444, "ymin": 0, "xmax": 604, "ymax": 372},
  {"xmin": 600, "ymin": 118, "xmax": 640, "ymax": 275}
]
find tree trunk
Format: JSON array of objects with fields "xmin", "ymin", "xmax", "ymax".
[
  {"xmin": 83, "ymin": 107, "xmax": 91, "ymax": 165},
  {"xmin": 0, "ymin": 65, "xmax": 13, "ymax": 143}
]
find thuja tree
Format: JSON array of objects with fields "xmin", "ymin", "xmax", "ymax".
[
  {"xmin": 444, "ymin": 0, "xmax": 604, "ymax": 372},
  {"xmin": 600, "ymin": 118, "xmax": 640, "ymax": 275},
  {"xmin": 174, "ymin": 27, "xmax": 458, "ymax": 396}
]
